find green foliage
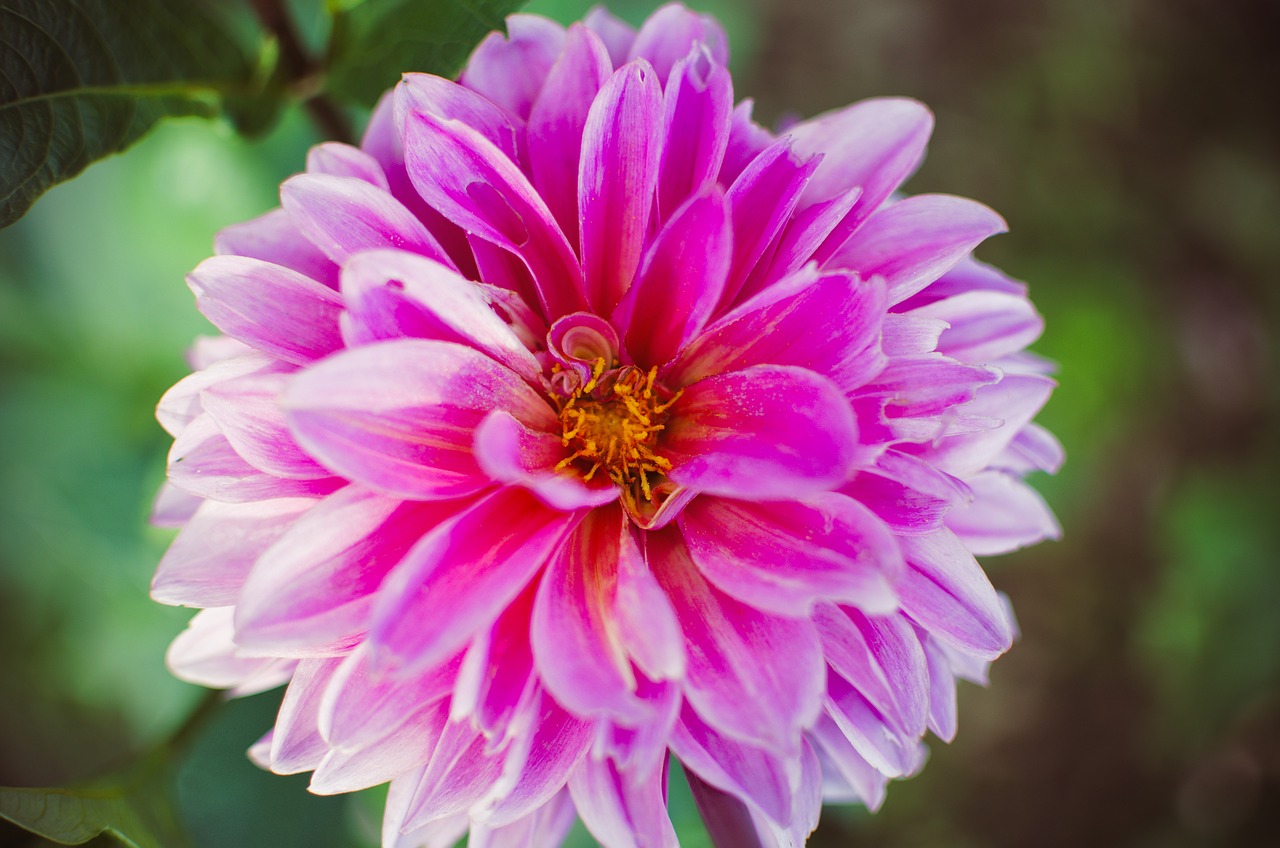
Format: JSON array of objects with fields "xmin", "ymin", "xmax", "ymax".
[
  {"xmin": 0, "ymin": 0, "xmax": 271, "ymax": 228},
  {"xmin": 326, "ymin": 0, "xmax": 527, "ymax": 106}
]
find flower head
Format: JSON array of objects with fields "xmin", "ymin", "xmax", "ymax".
[{"xmin": 153, "ymin": 4, "xmax": 1061, "ymax": 845}]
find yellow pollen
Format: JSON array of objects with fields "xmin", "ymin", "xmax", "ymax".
[{"xmin": 554, "ymin": 358, "xmax": 680, "ymax": 507}]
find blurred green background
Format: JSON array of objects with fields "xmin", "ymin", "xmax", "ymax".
[{"xmin": 2, "ymin": 0, "xmax": 1277, "ymax": 846}]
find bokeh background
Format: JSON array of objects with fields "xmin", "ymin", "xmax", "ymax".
[{"xmin": 2, "ymin": 0, "xmax": 1278, "ymax": 846}]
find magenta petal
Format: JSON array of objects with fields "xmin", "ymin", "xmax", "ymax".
[
  {"xmin": 944, "ymin": 470, "xmax": 1060, "ymax": 555},
  {"xmin": 670, "ymin": 703, "xmax": 795, "ymax": 827},
  {"xmin": 613, "ymin": 533, "xmax": 685, "ymax": 684},
  {"xmin": 613, "ymin": 186, "xmax": 732, "ymax": 369},
  {"xmin": 664, "ymin": 365, "xmax": 859, "ymax": 500},
  {"xmin": 657, "ymin": 46, "xmax": 733, "ymax": 220},
  {"xmin": 680, "ymin": 494, "xmax": 901, "ymax": 617},
  {"xmin": 461, "ymin": 14, "xmax": 567, "ymax": 122},
  {"xmin": 912, "ymin": 290, "xmax": 1043, "ymax": 364},
  {"xmin": 339, "ymin": 250, "xmax": 541, "ymax": 383},
  {"xmin": 369, "ymin": 487, "xmax": 580, "ymax": 676},
  {"xmin": 527, "ymin": 24, "xmax": 613, "ymax": 248},
  {"xmin": 269, "ymin": 657, "xmax": 344, "ymax": 774},
  {"xmin": 719, "ymin": 99, "xmax": 775, "ymax": 186},
  {"xmin": 532, "ymin": 507, "xmax": 648, "ymax": 722},
  {"xmin": 788, "ymin": 97, "xmax": 934, "ymax": 259},
  {"xmin": 831, "ymin": 194, "xmax": 1007, "ymax": 305},
  {"xmin": 649, "ymin": 527, "xmax": 823, "ymax": 752},
  {"xmin": 670, "ymin": 267, "xmax": 887, "ymax": 394},
  {"xmin": 598, "ymin": 677, "xmax": 682, "ymax": 779},
  {"xmin": 748, "ymin": 184, "xmax": 862, "ymax": 300},
  {"xmin": 305, "ymin": 142, "xmax": 389, "ymax": 189},
  {"xmin": 569, "ymin": 755, "xmax": 677, "ymax": 848},
  {"xmin": 187, "ymin": 255, "xmax": 344, "ymax": 366},
  {"xmin": 201, "ymin": 367, "xmax": 333, "ymax": 481},
  {"xmin": 214, "ymin": 208, "xmax": 339, "ymax": 290},
  {"xmin": 451, "ymin": 577, "xmax": 538, "ymax": 740},
  {"xmin": 151, "ymin": 497, "xmax": 315, "ymax": 607},
  {"xmin": 579, "ymin": 60, "xmax": 664, "ymax": 314},
  {"xmin": 402, "ymin": 108, "xmax": 586, "ymax": 319},
  {"xmin": 896, "ymin": 531, "xmax": 1014, "ymax": 659},
  {"xmin": 627, "ymin": 3, "xmax": 729, "ymax": 84},
  {"xmin": 842, "ymin": 448, "xmax": 971, "ymax": 536},
  {"xmin": 394, "ymin": 73, "xmax": 521, "ymax": 163},
  {"xmin": 284, "ymin": 340, "xmax": 553, "ymax": 500},
  {"xmin": 474, "ymin": 410, "xmax": 618, "ymax": 510},
  {"xmin": 280, "ymin": 173, "xmax": 453, "ymax": 268}
]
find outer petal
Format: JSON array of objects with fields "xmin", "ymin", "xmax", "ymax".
[
  {"xmin": 187, "ymin": 255, "xmax": 343, "ymax": 366},
  {"xmin": 584, "ymin": 6, "xmax": 635, "ymax": 66},
  {"xmin": 649, "ymin": 527, "xmax": 823, "ymax": 752},
  {"xmin": 829, "ymin": 194, "xmax": 1007, "ymax": 305},
  {"xmin": 461, "ymin": 14, "xmax": 567, "ymax": 122},
  {"xmin": 268, "ymin": 656, "xmax": 344, "ymax": 774},
  {"xmin": 368, "ymin": 487, "xmax": 580, "ymax": 676},
  {"xmin": 612, "ymin": 186, "xmax": 732, "ymax": 369},
  {"xmin": 165, "ymin": 607, "xmax": 294, "ymax": 695},
  {"xmin": 214, "ymin": 208, "xmax": 338, "ymax": 289},
  {"xmin": 578, "ymin": 60, "xmax": 664, "ymax": 314},
  {"xmin": 921, "ymin": 373, "xmax": 1056, "ymax": 476},
  {"xmin": 627, "ymin": 3, "xmax": 729, "ymax": 84},
  {"xmin": 656, "ymin": 46, "xmax": 732, "ymax": 220},
  {"xmin": 944, "ymin": 469, "xmax": 1061, "ymax": 555},
  {"xmin": 284, "ymin": 340, "xmax": 554, "ymax": 500},
  {"xmin": 305, "ymin": 142, "xmax": 389, "ymax": 188},
  {"xmin": 471, "ymin": 788, "xmax": 577, "ymax": 848},
  {"xmin": 394, "ymin": 73, "xmax": 521, "ymax": 163},
  {"xmin": 663, "ymin": 365, "xmax": 859, "ymax": 500},
  {"xmin": 911, "ymin": 290, "xmax": 1043, "ymax": 365},
  {"xmin": 569, "ymin": 755, "xmax": 677, "ymax": 848},
  {"xmin": 679, "ymin": 494, "xmax": 901, "ymax": 616}
]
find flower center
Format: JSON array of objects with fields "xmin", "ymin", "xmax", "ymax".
[{"xmin": 554, "ymin": 357, "xmax": 680, "ymax": 504}]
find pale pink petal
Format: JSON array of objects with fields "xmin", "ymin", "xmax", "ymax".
[
  {"xmin": 166, "ymin": 608, "xmax": 293, "ymax": 694},
  {"xmin": 627, "ymin": 3, "xmax": 729, "ymax": 84},
  {"xmin": 201, "ymin": 366, "xmax": 333, "ymax": 480},
  {"xmin": 305, "ymin": 142, "xmax": 390, "ymax": 189},
  {"xmin": 814, "ymin": 605, "xmax": 928, "ymax": 737},
  {"xmin": 569, "ymin": 755, "xmax": 677, "ymax": 848},
  {"xmin": 584, "ymin": 6, "xmax": 635, "ymax": 66},
  {"xmin": 268, "ymin": 657, "xmax": 344, "ymax": 774},
  {"xmin": 461, "ymin": 15, "xmax": 567, "ymax": 122},
  {"xmin": 911, "ymin": 290, "xmax": 1043, "ymax": 364},
  {"xmin": 944, "ymin": 469, "xmax": 1061, "ymax": 555},
  {"xmin": 215, "ymin": 208, "xmax": 339, "ymax": 290}
]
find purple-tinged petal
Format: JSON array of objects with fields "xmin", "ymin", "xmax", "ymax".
[
  {"xmin": 215, "ymin": 208, "xmax": 339, "ymax": 290},
  {"xmin": 306, "ymin": 142, "xmax": 389, "ymax": 189},
  {"xmin": 824, "ymin": 670, "xmax": 920, "ymax": 777},
  {"xmin": 657, "ymin": 46, "xmax": 733, "ymax": 220},
  {"xmin": 475, "ymin": 411, "xmax": 618, "ymax": 510},
  {"xmin": 461, "ymin": 15, "xmax": 567, "ymax": 122},
  {"xmin": 584, "ymin": 6, "xmax": 635, "ymax": 66},
  {"xmin": 679, "ymin": 494, "xmax": 901, "ymax": 616},
  {"xmin": 858, "ymin": 354, "xmax": 999, "ymax": 419},
  {"xmin": 746, "ymin": 185, "xmax": 862, "ymax": 301},
  {"xmin": 597, "ymin": 676, "xmax": 682, "ymax": 780},
  {"xmin": 896, "ymin": 531, "xmax": 1014, "ymax": 659},
  {"xmin": 920, "ymin": 373, "xmax": 1056, "ymax": 476},
  {"xmin": 402, "ymin": 721, "xmax": 507, "ymax": 831},
  {"xmin": 670, "ymin": 267, "xmax": 887, "ymax": 395},
  {"xmin": 187, "ymin": 256, "xmax": 344, "ymax": 366},
  {"xmin": 813, "ymin": 605, "xmax": 928, "ymax": 737},
  {"xmin": 807, "ymin": 713, "xmax": 890, "ymax": 810},
  {"xmin": 841, "ymin": 448, "xmax": 971, "ymax": 536},
  {"xmin": 912, "ymin": 290, "xmax": 1043, "ymax": 364},
  {"xmin": 649, "ymin": 527, "xmax": 823, "ymax": 752},
  {"xmin": 151, "ymin": 497, "xmax": 315, "ymax": 607},
  {"xmin": 896, "ymin": 255, "xmax": 1028, "ymax": 310},
  {"xmin": 685, "ymin": 767, "xmax": 767, "ymax": 848},
  {"xmin": 527, "ymin": 24, "xmax": 613, "ymax": 249},
  {"xmin": 201, "ymin": 367, "xmax": 333, "ymax": 481},
  {"xmin": 339, "ymin": 250, "xmax": 541, "ymax": 382},
  {"xmin": 579, "ymin": 60, "xmax": 664, "ymax": 314},
  {"xmin": 663, "ymin": 365, "xmax": 859, "ymax": 500},
  {"xmin": 156, "ymin": 351, "xmax": 276, "ymax": 437},
  {"xmin": 369, "ymin": 487, "xmax": 580, "ymax": 676},
  {"xmin": 830, "ymin": 194, "xmax": 1007, "ymax": 305},
  {"xmin": 150, "ymin": 483, "xmax": 200, "ymax": 528},
  {"xmin": 280, "ymin": 173, "xmax": 454, "ymax": 268},
  {"xmin": 284, "ymin": 340, "xmax": 554, "ymax": 500},
  {"xmin": 997, "ymin": 422, "xmax": 1065, "ymax": 475},
  {"xmin": 945, "ymin": 470, "xmax": 1060, "ymax": 555},
  {"xmin": 166, "ymin": 607, "xmax": 295, "ymax": 695},
  {"xmin": 235, "ymin": 488, "xmax": 466, "ymax": 656},
  {"xmin": 395, "ymin": 73, "xmax": 521, "ymax": 163},
  {"xmin": 788, "ymin": 97, "xmax": 934, "ymax": 260},
  {"xmin": 471, "ymin": 788, "xmax": 577, "ymax": 848},
  {"xmin": 310, "ymin": 699, "xmax": 449, "ymax": 794},
  {"xmin": 720, "ymin": 99, "xmax": 775, "ymax": 186},
  {"xmin": 719, "ymin": 138, "xmax": 819, "ymax": 307},
  {"xmin": 880, "ymin": 312, "xmax": 947, "ymax": 356},
  {"xmin": 748, "ymin": 741, "xmax": 823, "ymax": 848},
  {"xmin": 403, "ymin": 109, "xmax": 586, "ymax": 319},
  {"xmin": 570, "ymin": 755, "xmax": 677, "ymax": 848},
  {"xmin": 532, "ymin": 506, "xmax": 648, "ymax": 723},
  {"xmin": 167, "ymin": 414, "xmax": 343, "ymax": 503},
  {"xmin": 268, "ymin": 657, "xmax": 344, "ymax": 774},
  {"xmin": 670, "ymin": 703, "xmax": 796, "ymax": 827},
  {"xmin": 613, "ymin": 186, "xmax": 731, "ymax": 369},
  {"xmin": 921, "ymin": 633, "xmax": 958, "ymax": 741},
  {"xmin": 627, "ymin": 3, "xmax": 729, "ymax": 84}
]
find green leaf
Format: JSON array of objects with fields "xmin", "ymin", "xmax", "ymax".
[
  {"xmin": 0, "ymin": 752, "xmax": 193, "ymax": 848},
  {"xmin": 0, "ymin": 0, "xmax": 274, "ymax": 229},
  {"xmin": 326, "ymin": 0, "xmax": 528, "ymax": 107}
]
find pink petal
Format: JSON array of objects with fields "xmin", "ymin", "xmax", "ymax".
[
  {"xmin": 284, "ymin": 340, "xmax": 554, "ymax": 500},
  {"xmin": 613, "ymin": 186, "xmax": 732, "ymax": 369},
  {"xmin": 151, "ymin": 497, "xmax": 316, "ymax": 607},
  {"xmin": 823, "ymin": 671, "xmax": 919, "ymax": 778},
  {"xmin": 569, "ymin": 755, "xmax": 677, "ymax": 848},
  {"xmin": 921, "ymin": 373, "xmax": 1056, "ymax": 476},
  {"xmin": 394, "ymin": 73, "xmax": 521, "ymax": 163},
  {"xmin": 578, "ymin": 60, "xmax": 664, "ymax": 314},
  {"xmin": 657, "ymin": 46, "xmax": 733, "ymax": 221},
  {"xmin": 944, "ymin": 470, "xmax": 1060, "ymax": 555},
  {"xmin": 830, "ymin": 194, "xmax": 1007, "ymax": 305},
  {"xmin": 997, "ymin": 422, "xmax": 1065, "ymax": 475},
  {"xmin": 663, "ymin": 365, "xmax": 859, "ymax": 500},
  {"xmin": 527, "ymin": 24, "xmax": 613, "ymax": 249},
  {"xmin": 584, "ymin": 7, "xmax": 635, "ymax": 66},
  {"xmin": 748, "ymin": 184, "xmax": 861, "ymax": 299},
  {"xmin": 649, "ymin": 527, "xmax": 823, "ymax": 753},
  {"xmin": 187, "ymin": 255, "xmax": 344, "ymax": 366},
  {"xmin": 310, "ymin": 699, "xmax": 449, "ymax": 794},
  {"xmin": 215, "ymin": 208, "xmax": 339, "ymax": 289},
  {"xmin": 368, "ymin": 487, "xmax": 580, "ymax": 676},
  {"xmin": 305, "ymin": 142, "xmax": 390, "ymax": 189},
  {"xmin": 269, "ymin": 656, "xmax": 344, "ymax": 774},
  {"xmin": 680, "ymin": 494, "xmax": 901, "ymax": 616},
  {"xmin": 627, "ymin": 3, "xmax": 729, "ymax": 84},
  {"xmin": 235, "ymin": 487, "xmax": 466, "ymax": 656},
  {"xmin": 166, "ymin": 607, "xmax": 294, "ymax": 694},
  {"xmin": 461, "ymin": 15, "xmax": 567, "ymax": 122},
  {"xmin": 156, "ymin": 351, "xmax": 277, "ymax": 438},
  {"xmin": 451, "ymin": 577, "xmax": 539, "ymax": 740},
  {"xmin": 921, "ymin": 633, "xmax": 958, "ymax": 741},
  {"xmin": 911, "ymin": 290, "xmax": 1043, "ymax": 364},
  {"xmin": 402, "ymin": 721, "xmax": 507, "ymax": 830},
  {"xmin": 841, "ymin": 448, "xmax": 971, "ymax": 536},
  {"xmin": 807, "ymin": 713, "xmax": 889, "ymax": 810},
  {"xmin": 471, "ymin": 788, "xmax": 576, "ymax": 848}
]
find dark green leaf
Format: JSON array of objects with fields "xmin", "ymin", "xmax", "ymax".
[
  {"xmin": 0, "ymin": 0, "xmax": 274, "ymax": 229},
  {"xmin": 0, "ymin": 752, "xmax": 193, "ymax": 848},
  {"xmin": 326, "ymin": 0, "xmax": 527, "ymax": 107}
]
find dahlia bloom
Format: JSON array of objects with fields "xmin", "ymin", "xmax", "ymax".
[{"xmin": 152, "ymin": 4, "xmax": 1061, "ymax": 845}]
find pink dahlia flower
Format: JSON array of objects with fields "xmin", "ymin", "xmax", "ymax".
[{"xmin": 152, "ymin": 4, "xmax": 1061, "ymax": 845}]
